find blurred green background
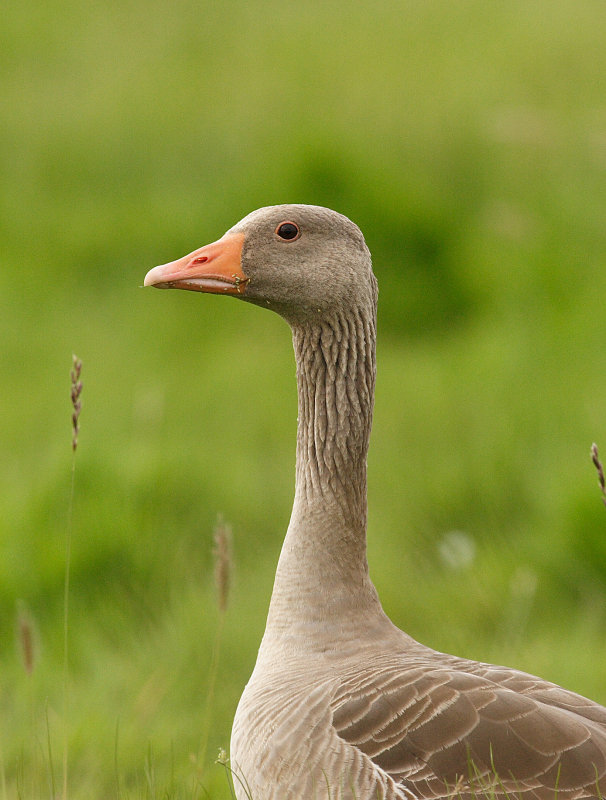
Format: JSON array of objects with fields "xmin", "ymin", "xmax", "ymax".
[{"xmin": 2, "ymin": 0, "xmax": 606, "ymax": 796}]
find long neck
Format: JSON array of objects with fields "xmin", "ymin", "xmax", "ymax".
[
  {"xmin": 259, "ymin": 300, "xmax": 391, "ymax": 659},
  {"xmin": 293, "ymin": 307, "xmax": 375, "ymax": 537}
]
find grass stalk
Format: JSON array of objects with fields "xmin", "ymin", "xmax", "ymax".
[
  {"xmin": 63, "ymin": 355, "xmax": 83, "ymax": 800},
  {"xmin": 114, "ymin": 719, "xmax": 121, "ymax": 800},
  {"xmin": 46, "ymin": 702, "xmax": 57, "ymax": 800},
  {"xmin": 144, "ymin": 741, "xmax": 156, "ymax": 798},
  {"xmin": 0, "ymin": 741, "xmax": 7, "ymax": 800},
  {"xmin": 215, "ymin": 750, "xmax": 245, "ymax": 800},
  {"xmin": 197, "ymin": 518, "xmax": 233, "ymax": 781}
]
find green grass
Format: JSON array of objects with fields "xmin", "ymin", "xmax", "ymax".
[{"xmin": 2, "ymin": 0, "xmax": 606, "ymax": 796}]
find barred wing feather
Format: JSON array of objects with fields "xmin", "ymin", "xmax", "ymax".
[{"xmin": 331, "ymin": 659, "xmax": 606, "ymax": 799}]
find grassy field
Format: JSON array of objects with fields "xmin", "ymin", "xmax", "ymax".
[{"xmin": 2, "ymin": 0, "xmax": 606, "ymax": 796}]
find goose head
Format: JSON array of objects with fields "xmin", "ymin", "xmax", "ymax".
[{"xmin": 144, "ymin": 204, "xmax": 376, "ymax": 324}]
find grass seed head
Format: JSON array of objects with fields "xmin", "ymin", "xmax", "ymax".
[
  {"xmin": 591, "ymin": 443, "xmax": 606, "ymax": 507},
  {"xmin": 70, "ymin": 354, "xmax": 83, "ymax": 452},
  {"xmin": 16, "ymin": 602, "xmax": 37, "ymax": 676},
  {"xmin": 213, "ymin": 517, "xmax": 233, "ymax": 614}
]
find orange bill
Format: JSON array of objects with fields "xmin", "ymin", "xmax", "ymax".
[{"xmin": 144, "ymin": 232, "xmax": 247, "ymax": 295}]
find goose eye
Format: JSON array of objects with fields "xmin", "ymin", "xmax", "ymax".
[{"xmin": 275, "ymin": 221, "xmax": 300, "ymax": 241}]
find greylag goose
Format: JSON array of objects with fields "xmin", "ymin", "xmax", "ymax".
[{"xmin": 144, "ymin": 205, "xmax": 606, "ymax": 800}]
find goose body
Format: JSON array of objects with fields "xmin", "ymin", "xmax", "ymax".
[{"xmin": 144, "ymin": 205, "xmax": 606, "ymax": 799}]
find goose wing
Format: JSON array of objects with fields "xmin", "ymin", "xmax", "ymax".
[{"xmin": 331, "ymin": 658, "xmax": 606, "ymax": 799}]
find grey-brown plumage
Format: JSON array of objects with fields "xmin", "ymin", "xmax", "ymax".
[{"xmin": 145, "ymin": 205, "xmax": 606, "ymax": 799}]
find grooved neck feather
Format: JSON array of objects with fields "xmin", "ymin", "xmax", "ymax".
[
  {"xmin": 293, "ymin": 307, "xmax": 375, "ymax": 529},
  {"xmin": 259, "ymin": 299, "xmax": 391, "ymax": 658}
]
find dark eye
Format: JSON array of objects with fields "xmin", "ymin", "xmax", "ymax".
[{"xmin": 275, "ymin": 221, "xmax": 300, "ymax": 241}]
